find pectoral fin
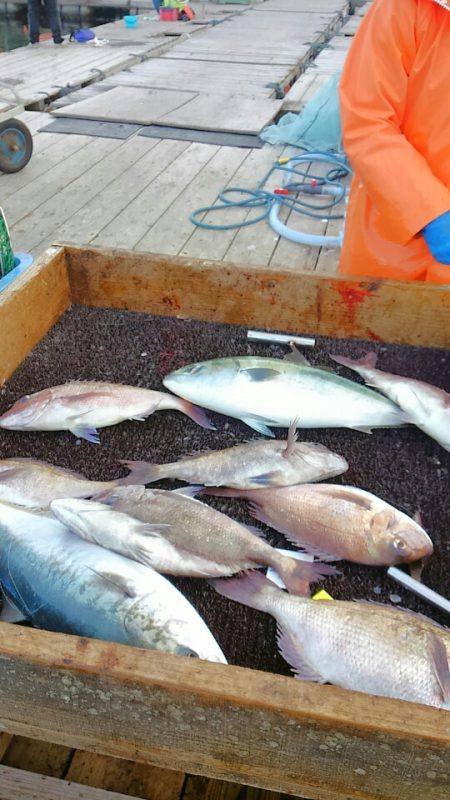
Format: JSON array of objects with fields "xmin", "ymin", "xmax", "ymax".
[
  {"xmin": 429, "ymin": 632, "xmax": 450, "ymax": 705},
  {"xmin": 276, "ymin": 625, "xmax": 324, "ymax": 682},
  {"xmin": 88, "ymin": 568, "xmax": 138, "ymax": 598},
  {"xmin": 241, "ymin": 417, "xmax": 275, "ymax": 437},
  {"xmin": 242, "ymin": 368, "xmax": 281, "ymax": 382},
  {"xmin": 70, "ymin": 425, "xmax": 100, "ymax": 444}
]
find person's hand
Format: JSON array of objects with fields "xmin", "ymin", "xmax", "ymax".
[{"xmin": 423, "ymin": 211, "xmax": 450, "ymax": 265}]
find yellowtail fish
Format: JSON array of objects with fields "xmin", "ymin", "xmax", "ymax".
[
  {"xmin": 121, "ymin": 421, "xmax": 348, "ymax": 489},
  {"xmin": 0, "ymin": 502, "xmax": 226, "ymax": 663},
  {"xmin": 0, "ymin": 458, "xmax": 140, "ymax": 508},
  {"xmin": 0, "ymin": 381, "xmax": 212, "ymax": 442},
  {"xmin": 212, "ymin": 572, "xmax": 450, "ymax": 708},
  {"xmin": 331, "ymin": 352, "xmax": 450, "ymax": 451},
  {"xmin": 163, "ymin": 347, "xmax": 407, "ymax": 437},
  {"xmin": 94, "ymin": 485, "xmax": 336, "ymax": 594},
  {"xmin": 202, "ymin": 484, "xmax": 433, "ymax": 566}
]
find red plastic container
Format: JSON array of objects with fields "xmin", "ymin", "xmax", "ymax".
[{"xmin": 159, "ymin": 7, "xmax": 179, "ymax": 20}]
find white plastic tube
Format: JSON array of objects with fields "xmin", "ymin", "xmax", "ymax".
[{"xmin": 269, "ymin": 203, "xmax": 344, "ymax": 247}]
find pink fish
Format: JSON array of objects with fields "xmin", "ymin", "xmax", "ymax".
[
  {"xmin": 0, "ymin": 381, "xmax": 212, "ymax": 443},
  {"xmin": 331, "ymin": 352, "xmax": 450, "ymax": 451},
  {"xmin": 202, "ymin": 484, "xmax": 434, "ymax": 566}
]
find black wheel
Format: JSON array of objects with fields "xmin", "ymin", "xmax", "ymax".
[{"xmin": 0, "ymin": 118, "xmax": 33, "ymax": 173}]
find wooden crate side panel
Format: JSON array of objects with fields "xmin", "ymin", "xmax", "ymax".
[
  {"xmin": 0, "ymin": 247, "xmax": 70, "ymax": 386},
  {"xmin": 65, "ymin": 246, "xmax": 450, "ymax": 349},
  {"xmin": 0, "ymin": 624, "xmax": 448, "ymax": 800}
]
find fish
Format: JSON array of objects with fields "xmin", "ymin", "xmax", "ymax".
[
  {"xmin": 120, "ymin": 421, "xmax": 349, "ymax": 490},
  {"xmin": 0, "ymin": 457, "xmax": 142, "ymax": 508},
  {"xmin": 212, "ymin": 572, "xmax": 450, "ymax": 709},
  {"xmin": 95, "ymin": 485, "xmax": 335, "ymax": 593},
  {"xmin": 163, "ymin": 347, "xmax": 407, "ymax": 437},
  {"xmin": 0, "ymin": 501, "xmax": 226, "ymax": 663},
  {"xmin": 330, "ymin": 352, "xmax": 450, "ymax": 451},
  {"xmin": 0, "ymin": 381, "xmax": 213, "ymax": 443},
  {"xmin": 201, "ymin": 484, "xmax": 434, "ymax": 566}
]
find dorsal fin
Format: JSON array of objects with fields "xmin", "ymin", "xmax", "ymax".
[
  {"xmin": 283, "ymin": 417, "xmax": 299, "ymax": 459},
  {"xmin": 283, "ymin": 343, "xmax": 311, "ymax": 367}
]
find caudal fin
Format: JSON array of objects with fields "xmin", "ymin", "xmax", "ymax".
[
  {"xmin": 277, "ymin": 556, "xmax": 338, "ymax": 597},
  {"xmin": 211, "ymin": 571, "xmax": 279, "ymax": 612},
  {"xmin": 330, "ymin": 352, "xmax": 378, "ymax": 371},
  {"xmin": 179, "ymin": 400, "xmax": 215, "ymax": 430},
  {"xmin": 118, "ymin": 460, "xmax": 167, "ymax": 486}
]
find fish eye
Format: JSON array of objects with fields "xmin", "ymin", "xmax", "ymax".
[{"xmin": 394, "ymin": 538, "xmax": 407, "ymax": 551}]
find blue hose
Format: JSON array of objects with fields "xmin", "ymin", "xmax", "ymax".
[{"xmin": 189, "ymin": 152, "xmax": 352, "ymax": 237}]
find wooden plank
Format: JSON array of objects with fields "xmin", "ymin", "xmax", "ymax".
[
  {"xmin": 156, "ymin": 93, "xmax": 283, "ymax": 135},
  {"xmin": 53, "ymin": 87, "xmax": 197, "ymax": 124},
  {"xmin": 0, "ymin": 623, "xmax": 448, "ymax": 800},
  {"xmin": 0, "ymin": 246, "xmax": 69, "ymax": 386},
  {"xmin": 91, "ymin": 141, "xmax": 218, "ymax": 251},
  {"xmin": 0, "ymin": 765, "xmax": 150, "ymax": 800},
  {"xmin": 136, "ymin": 145, "xmax": 248, "ymax": 256},
  {"xmin": 64, "ymin": 245, "xmax": 450, "ymax": 349},
  {"xmin": 0, "ymin": 734, "xmax": 12, "ymax": 760},
  {"xmin": 1, "ymin": 737, "xmax": 73, "ymax": 777},
  {"xmin": 66, "ymin": 750, "xmax": 184, "ymax": 800},
  {"xmin": 182, "ymin": 776, "xmax": 241, "ymax": 800}
]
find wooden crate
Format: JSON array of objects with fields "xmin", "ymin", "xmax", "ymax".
[{"xmin": 0, "ymin": 244, "xmax": 449, "ymax": 800}]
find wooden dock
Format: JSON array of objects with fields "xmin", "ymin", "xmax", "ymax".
[{"xmin": 0, "ymin": 1, "xmax": 371, "ymax": 280}]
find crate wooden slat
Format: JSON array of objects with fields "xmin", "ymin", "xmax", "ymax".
[{"xmin": 0, "ymin": 244, "xmax": 448, "ymax": 800}]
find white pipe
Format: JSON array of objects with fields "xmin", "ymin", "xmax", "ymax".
[
  {"xmin": 269, "ymin": 202, "xmax": 344, "ymax": 247},
  {"xmin": 387, "ymin": 567, "xmax": 450, "ymax": 615}
]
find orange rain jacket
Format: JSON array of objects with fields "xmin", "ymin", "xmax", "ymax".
[{"xmin": 339, "ymin": 0, "xmax": 450, "ymax": 283}]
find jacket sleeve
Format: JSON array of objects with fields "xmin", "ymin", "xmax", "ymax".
[{"xmin": 339, "ymin": 0, "xmax": 450, "ymax": 245}]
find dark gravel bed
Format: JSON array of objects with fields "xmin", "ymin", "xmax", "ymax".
[{"xmin": 0, "ymin": 305, "xmax": 448, "ymax": 676}]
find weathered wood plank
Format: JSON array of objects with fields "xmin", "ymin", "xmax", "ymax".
[
  {"xmin": 64, "ymin": 245, "xmax": 450, "ymax": 349},
  {"xmin": 0, "ymin": 623, "xmax": 448, "ymax": 800},
  {"xmin": 0, "ymin": 733, "xmax": 12, "ymax": 760},
  {"xmin": 66, "ymin": 750, "xmax": 184, "ymax": 800},
  {"xmin": 0, "ymin": 246, "xmax": 70, "ymax": 386},
  {"xmin": 0, "ymin": 765, "xmax": 149, "ymax": 800},
  {"xmin": 1, "ymin": 737, "xmax": 73, "ymax": 777},
  {"xmin": 182, "ymin": 775, "xmax": 241, "ymax": 800}
]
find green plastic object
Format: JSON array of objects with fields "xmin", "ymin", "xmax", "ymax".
[{"xmin": 0, "ymin": 208, "xmax": 14, "ymax": 278}]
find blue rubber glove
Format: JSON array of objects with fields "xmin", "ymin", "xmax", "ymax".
[{"xmin": 422, "ymin": 211, "xmax": 450, "ymax": 265}]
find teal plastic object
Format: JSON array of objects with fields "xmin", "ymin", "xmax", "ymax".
[
  {"xmin": 261, "ymin": 73, "xmax": 342, "ymax": 152},
  {"xmin": 124, "ymin": 14, "xmax": 138, "ymax": 27},
  {"xmin": 0, "ymin": 253, "xmax": 34, "ymax": 294}
]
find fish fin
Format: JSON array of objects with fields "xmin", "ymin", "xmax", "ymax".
[
  {"xmin": 0, "ymin": 594, "xmax": 27, "ymax": 624},
  {"xmin": 429, "ymin": 632, "xmax": 450, "ymax": 705},
  {"xmin": 283, "ymin": 343, "xmax": 311, "ymax": 367},
  {"xmin": 279, "ymin": 534, "xmax": 340, "ymax": 563},
  {"xmin": 248, "ymin": 502, "xmax": 275, "ymax": 528},
  {"xmin": 179, "ymin": 448, "xmax": 213, "ymax": 460},
  {"xmin": 210, "ymin": 571, "xmax": 278, "ymax": 611},
  {"xmin": 69, "ymin": 425, "xmax": 100, "ymax": 444},
  {"xmin": 172, "ymin": 485, "xmax": 203, "ymax": 498},
  {"xmin": 283, "ymin": 417, "xmax": 299, "ymax": 459},
  {"xmin": 118, "ymin": 460, "xmax": 165, "ymax": 486},
  {"xmin": 276, "ymin": 624, "xmax": 324, "ymax": 682},
  {"xmin": 245, "ymin": 523, "xmax": 267, "ymax": 539},
  {"xmin": 0, "ymin": 467, "xmax": 22, "ymax": 482},
  {"xmin": 330, "ymin": 352, "xmax": 378, "ymax": 370},
  {"xmin": 136, "ymin": 522, "xmax": 170, "ymax": 536},
  {"xmin": 241, "ymin": 417, "xmax": 275, "ymax": 437},
  {"xmin": 178, "ymin": 400, "xmax": 215, "ymax": 430},
  {"xmin": 88, "ymin": 568, "xmax": 138, "ymax": 598},
  {"xmin": 200, "ymin": 487, "xmax": 244, "ymax": 498},
  {"xmin": 277, "ymin": 556, "xmax": 337, "ymax": 597},
  {"xmin": 349, "ymin": 425, "xmax": 374, "ymax": 434},
  {"xmin": 241, "ymin": 367, "xmax": 281, "ymax": 382},
  {"xmin": 247, "ymin": 471, "xmax": 284, "ymax": 486}
]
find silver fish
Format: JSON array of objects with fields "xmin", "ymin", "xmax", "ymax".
[
  {"xmin": 203, "ymin": 484, "xmax": 434, "ymax": 566},
  {"xmin": 331, "ymin": 352, "xmax": 450, "ymax": 451},
  {"xmin": 163, "ymin": 347, "xmax": 407, "ymax": 437},
  {"xmin": 0, "ymin": 381, "xmax": 213, "ymax": 443},
  {"xmin": 0, "ymin": 458, "xmax": 139, "ymax": 508},
  {"xmin": 213, "ymin": 572, "xmax": 450, "ymax": 708},
  {"xmin": 0, "ymin": 502, "xmax": 226, "ymax": 663},
  {"xmin": 120, "ymin": 421, "xmax": 348, "ymax": 489},
  {"xmin": 95, "ymin": 485, "xmax": 335, "ymax": 594}
]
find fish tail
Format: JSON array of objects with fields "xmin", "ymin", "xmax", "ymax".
[
  {"xmin": 210, "ymin": 571, "xmax": 279, "ymax": 611},
  {"xmin": 277, "ymin": 555, "xmax": 338, "ymax": 597},
  {"xmin": 178, "ymin": 400, "xmax": 215, "ymax": 430},
  {"xmin": 117, "ymin": 460, "xmax": 168, "ymax": 486}
]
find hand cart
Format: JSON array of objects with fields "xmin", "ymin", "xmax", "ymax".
[{"xmin": 0, "ymin": 83, "xmax": 33, "ymax": 173}]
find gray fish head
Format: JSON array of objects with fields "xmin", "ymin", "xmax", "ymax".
[
  {"xmin": 368, "ymin": 509, "xmax": 434, "ymax": 565},
  {"xmin": 50, "ymin": 498, "xmax": 95, "ymax": 538},
  {"xmin": 0, "ymin": 392, "xmax": 48, "ymax": 430},
  {"xmin": 387, "ymin": 525, "xmax": 434, "ymax": 564},
  {"xmin": 291, "ymin": 442, "xmax": 349, "ymax": 479},
  {"xmin": 164, "ymin": 358, "xmax": 238, "ymax": 406}
]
